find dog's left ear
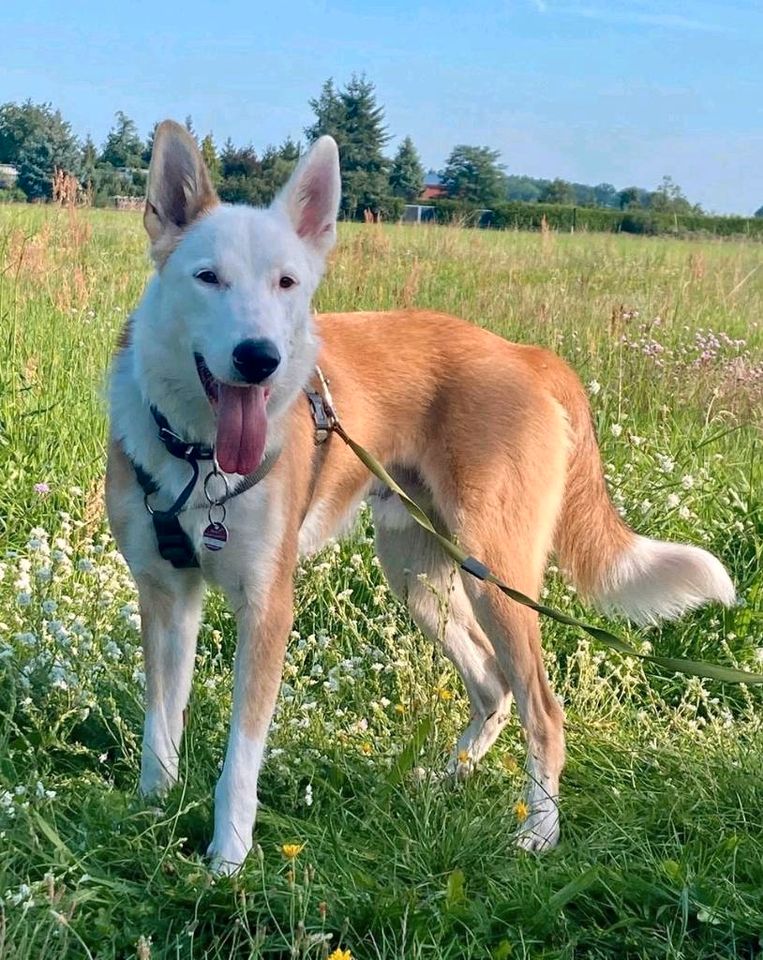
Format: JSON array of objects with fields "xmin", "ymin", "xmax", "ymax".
[
  {"xmin": 144, "ymin": 120, "xmax": 218, "ymax": 263},
  {"xmin": 275, "ymin": 136, "xmax": 341, "ymax": 257}
]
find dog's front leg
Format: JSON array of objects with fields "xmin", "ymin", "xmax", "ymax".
[
  {"xmin": 136, "ymin": 570, "xmax": 204, "ymax": 797},
  {"xmin": 207, "ymin": 572, "xmax": 294, "ymax": 874}
]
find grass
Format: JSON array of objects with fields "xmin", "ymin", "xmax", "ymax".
[{"xmin": 0, "ymin": 205, "xmax": 762, "ymax": 959}]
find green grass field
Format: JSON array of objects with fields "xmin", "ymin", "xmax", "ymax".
[{"xmin": 1, "ymin": 206, "xmax": 762, "ymax": 959}]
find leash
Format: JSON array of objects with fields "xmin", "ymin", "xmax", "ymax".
[{"xmin": 308, "ymin": 369, "xmax": 763, "ymax": 686}]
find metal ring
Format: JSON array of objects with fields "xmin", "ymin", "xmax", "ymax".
[
  {"xmin": 208, "ymin": 502, "xmax": 227, "ymax": 526},
  {"xmin": 143, "ymin": 493, "xmax": 155, "ymax": 516},
  {"xmin": 204, "ymin": 468, "xmax": 230, "ymax": 505}
]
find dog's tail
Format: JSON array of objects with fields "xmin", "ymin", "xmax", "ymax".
[{"xmin": 550, "ymin": 364, "xmax": 735, "ymax": 626}]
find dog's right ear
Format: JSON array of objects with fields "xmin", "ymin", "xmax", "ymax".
[{"xmin": 144, "ymin": 120, "xmax": 218, "ymax": 264}]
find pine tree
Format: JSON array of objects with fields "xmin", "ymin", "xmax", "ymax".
[
  {"xmin": 81, "ymin": 134, "xmax": 98, "ymax": 196},
  {"xmin": 201, "ymin": 133, "xmax": 221, "ymax": 185},
  {"xmin": 389, "ymin": 136, "xmax": 424, "ymax": 201},
  {"xmin": 306, "ymin": 75, "xmax": 390, "ymax": 218},
  {"xmin": 305, "ymin": 80, "xmax": 344, "ymax": 145},
  {"xmin": 143, "ymin": 122, "xmax": 158, "ymax": 165},
  {"xmin": 0, "ymin": 100, "xmax": 80, "ymax": 200},
  {"xmin": 100, "ymin": 112, "xmax": 144, "ymax": 169}
]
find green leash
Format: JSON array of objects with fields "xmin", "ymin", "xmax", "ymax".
[{"xmin": 313, "ymin": 373, "xmax": 761, "ymax": 686}]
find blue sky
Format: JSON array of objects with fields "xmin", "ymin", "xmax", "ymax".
[{"xmin": 2, "ymin": 0, "xmax": 761, "ymax": 214}]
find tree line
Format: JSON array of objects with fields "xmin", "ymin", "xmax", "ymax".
[{"xmin": 0, "ymin": 78, "xmax": 759, "ymax": 218}]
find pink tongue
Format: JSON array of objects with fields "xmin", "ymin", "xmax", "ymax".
[{"xmin": 216, "ymin": 384, "xmax": 268, "ymax": 475}]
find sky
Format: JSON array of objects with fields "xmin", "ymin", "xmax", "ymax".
[{"xmin": 2, "ymin": 0, "xmax": 761, "ymax": 215}]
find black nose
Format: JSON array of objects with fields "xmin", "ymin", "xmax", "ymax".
[{"xmin": 232, "ymin": 338, "xmax": 281, "ymax": 384}]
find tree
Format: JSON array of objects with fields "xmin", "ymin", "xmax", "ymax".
[
  {"xmin": 305, "ymin": 75, "xmax": 390, "ymax": 218},
  {"xmin": 305, "ymin": 79, "xmax": 344, "ymax": 145},
  {"xmin": 80, "ymin": 134, "xmax": 98, "ymax": 197},
  {"xmin": 100, "ymin": 111, "xmax": 144, "ymax": 169},
  {"xmin": 539, "ymin": 178, "xmax": 575, "ymax": 205},
  {"xmin": 650, "ymin": 175, "xmax": 698, "ymax": 214},
  {"xmin": 755, "ymin": 205, "xmax": 763, "ymax": 218},
  {"xmin": 218, "ymin": 141, "xmax": 263, "ymax": 204},
  {"xmin": 389, "ymin": 136, "xmax": 424, "ymax": 201},
  {"xmin": 258, "ymin": 138, "xmax": 301, "ymax": 202},
  {"xmin": 618, "ymin": 186, "xmax": 651, "ymax": 210},
  {"xmin": 593, "ymin": 182, "xmax": 618, "ymax": 208},
  {"xmin": 201, "ymin": 133, "xmax": 221, "ymax": 186},
  {"xmin": 505, "ymin": 175, "xmax": 544, "ymax": 203},
  {"xmin": 441, "ymin": 145, "xmax": 506, "ymax": 207},
  {"xmin": 143, "ymin": 122, "xmax": 158, "ymax": 165},
  {"xmin": 0, "ymin": 101, "xmax": 80, "ymax": 200}
]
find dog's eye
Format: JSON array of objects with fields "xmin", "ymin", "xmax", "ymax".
[
  {"xmin": 279, "ymin": 275, "xmax": 296, "ymax": 290},
  {"xmin": 195, "ymin": 269, "xmax": 220, "ymax": 286}
]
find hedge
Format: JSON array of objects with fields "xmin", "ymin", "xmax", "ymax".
[{"xmin": 415, "ymin": 198, "xmax": 763, "ymax": 239}]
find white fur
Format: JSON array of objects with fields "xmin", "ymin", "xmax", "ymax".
[
  {"xmin": 138, "ymin": 577, "xmax": 203, "ymax": 796},
  {"xmin": 208, "ymin": 727, "xmax": 265, "ymax": 874},
  {"xmin": 596, "ymin": 534, "xmax": 736, "ymax": 626},
  {"xmin": 515, "ymin": 755, "xmax": 560, "ymax": 853}
]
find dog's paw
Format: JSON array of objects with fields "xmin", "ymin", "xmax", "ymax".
[
  {"xmin": 445, "ymin": 750, "xmax": 474, "ymax": 781},
  {"xmin": 514, "ymin": 805, "xmax": 560, "ymax": 853},
  {"xmin": 138, "ymin": 773, "xmax": 174, "ymax": 799},
  {"xmin": 139, "ymin": 753, "xmax": 178, "ymax": 798},
  {"xmin": 206, "ymin": 836, "xmax": 250, "ymax": 876}
]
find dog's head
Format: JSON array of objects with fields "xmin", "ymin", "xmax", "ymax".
[{"xmin": 139, "ymin": 120, "xmax": 340, "ymax": 474}]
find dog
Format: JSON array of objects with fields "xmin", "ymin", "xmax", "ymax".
[{"xmin": 106, "ymin": 120, "xmax": 736, "ymax": 873}]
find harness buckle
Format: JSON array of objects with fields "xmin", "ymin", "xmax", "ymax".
[{"xmin": 305, "ymin": 390, "xmax": 334, "ymax": 444}]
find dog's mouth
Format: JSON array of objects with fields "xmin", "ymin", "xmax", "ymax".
[{"xmin": 194, "ymin": 352, "xmax": 270, "ymax": 475}]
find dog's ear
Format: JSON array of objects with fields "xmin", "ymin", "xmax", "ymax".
[
  {"xmin": 144, "ymin": 120, "xmax": 218, "ymax": 263},
  {"xmin": 275, "ymin": 136, "xmax": 341, "ymax": 257}
]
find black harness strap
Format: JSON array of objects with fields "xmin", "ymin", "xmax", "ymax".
[{"xmin": 129, "ymin": 406, "xmax": 280, "ymax": 569}]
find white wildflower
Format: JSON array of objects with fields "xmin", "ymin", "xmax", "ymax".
[{"xmin": 656, "ymin": 454, "xmax": 675, "ymax": 475}]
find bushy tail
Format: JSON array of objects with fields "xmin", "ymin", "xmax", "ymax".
[{"xmin": 548, "ymin": 360, "xmax": 736, "ymax": 626}]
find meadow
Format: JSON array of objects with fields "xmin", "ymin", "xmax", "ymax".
[{"xmin": 0, "ymin": 205, "xmax": 762, "ymax": 959}]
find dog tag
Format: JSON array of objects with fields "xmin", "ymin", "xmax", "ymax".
[{"xmin": 202, "ymin": 522, "xmax": 228, "ymax": 552}]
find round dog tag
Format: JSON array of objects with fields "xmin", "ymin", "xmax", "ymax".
[{"xmin": 202, "ymin": 522, "xmax": 228, "ymax": 551}]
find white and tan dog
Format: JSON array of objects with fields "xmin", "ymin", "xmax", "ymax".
[{"xmin": 106, "ymin": 121, "xmax": 735, "ymax": 873}]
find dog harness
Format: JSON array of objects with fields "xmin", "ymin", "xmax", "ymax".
[
  {"xmin": 131, "ymin": 373, "xmax": 336, "ymax": 569},
  {"xmin": 131, "ymin": 406, "xmax": 281, "ymax": 568}
]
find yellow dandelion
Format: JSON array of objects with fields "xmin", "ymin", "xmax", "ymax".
[
  {"xmin": 435, "ymin": 686, "xmax": 452, "ymax": 702},
  {"xmin": 457, "ymin": 749, "xmax": 470, "ymax": 765},
  {"xmin": 360, "ymin": 742, "xmax": 373, "ymax": 756},
  {"xmin": 328, "ymin": 950, "xmax": 352, "ymax": 960},
  {"xmin": 501, "ymin": 754, "xmax": 519, "ymax": 775},
  {"xmin": 514, "ymin": 800, "xmax": 530, "ymax": 823},
  {"xmin": 281, "ymin": 843, "xmax": 304, "ymax": 860},
  {"xmin": 394, "ymin": 703, "xmax": 405, "ymax": 714}
]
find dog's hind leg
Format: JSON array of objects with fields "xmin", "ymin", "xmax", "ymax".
[
  {"xmin": 373, "ymin": 497, "xmax": 512, "ymax": 775},
  {"xmin": 469, "ymin": 583, "xmax": 565, "ymax": 852}
]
